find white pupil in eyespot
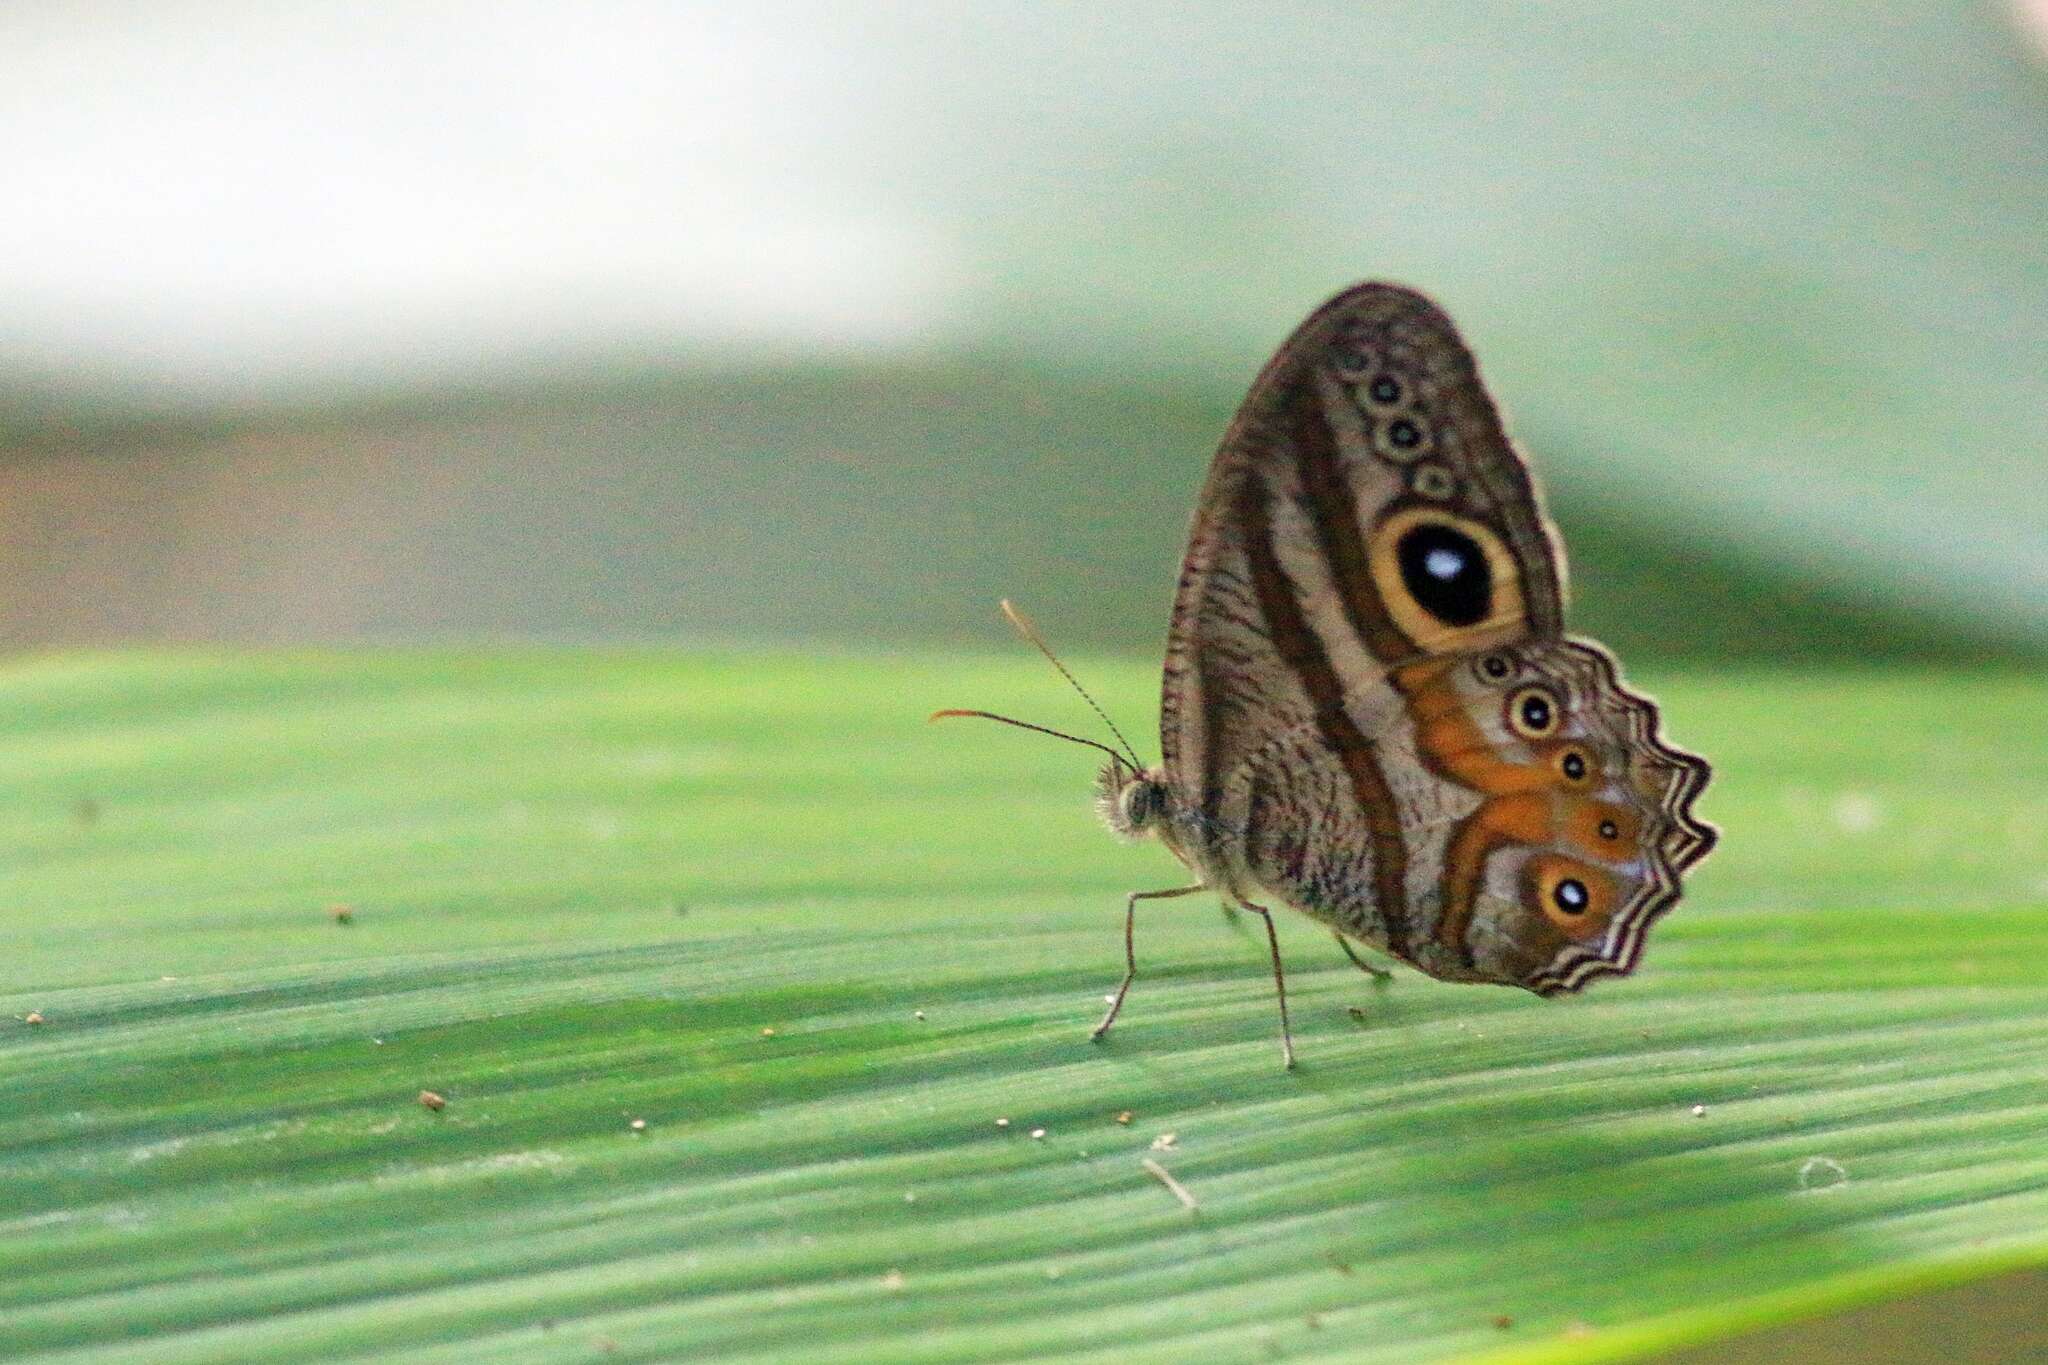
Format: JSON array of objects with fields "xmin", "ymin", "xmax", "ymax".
[{"xmin": 1423, "ymin": 547, "xmax": 1465, "ymax": 581}]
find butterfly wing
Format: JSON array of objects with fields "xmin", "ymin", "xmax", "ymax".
[
  {"xmin": 1158, "ymin": 282, "xmax": 1712, "ymax": 987},
  {"xmin": 1160, "ymin": 281, "xmax": 1564, "ymax": 823}
]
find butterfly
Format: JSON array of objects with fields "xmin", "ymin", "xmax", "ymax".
[{"xmin": 938, "ymin": 283, "xmax": 1715, "ymax": 1068}]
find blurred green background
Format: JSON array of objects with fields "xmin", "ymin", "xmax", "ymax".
[{"xmin": 2, "ymin": 2, "xmax": 2043, "ymax": 662}]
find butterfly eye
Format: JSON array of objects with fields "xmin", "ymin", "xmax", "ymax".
[
  {"xmin": 1118, "ymin": 781, "xmax": 1160, "ymax": 829},
  {"xmin": 1506, "ymin": 686, "xmax": 1561, "ymax": 739}
]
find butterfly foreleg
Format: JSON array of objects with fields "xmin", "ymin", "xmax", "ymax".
[
  {"xmin": 1239, "ymin": 899, "xmax": 1297, "ymax": 1071},
  {"xmin": 1334, "ymin": 934, "xmax": 1394, "ymax": 983},
  {"xmin": 1091, "ymin": 884, "xmax": 1205, "ymax": 1044}
]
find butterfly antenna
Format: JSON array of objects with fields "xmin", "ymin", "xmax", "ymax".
[
  {"xmin": 998, "ymin": 599, "xmax": 1145, "ymax": 769},
  {"xmin": 927, "ymin": 709, "xmax": 1132, "ymax": 771}
]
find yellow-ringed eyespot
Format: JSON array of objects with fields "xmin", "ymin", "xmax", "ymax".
[
  {"xmin": 1375, "ymin": 413, "xmax": 1433, "ymax": 463},
  {"xmin": 1359, "ymin": 372, "xmax": 1404, "ymax": 409},
  {"xmin": 1475, "ymin": 652, "xmax": 1514, "ymax": 684},
  {"xmin": 1506, "ymin": 685, "xmax": 1561, "ymax": 739},
  {"xmin": 1555, "ymin": 746, "xmax": 1595, "ymax": 786},
  {"xmin": 1528, "ymin": 856, "xmax": 1613, "ymax": 937},
  {"xmin": 1410, "ymin": 463, "xmax": 1457, "ymax": 500}
]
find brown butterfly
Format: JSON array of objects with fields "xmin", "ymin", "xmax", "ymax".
[{"xmin": 939, "ymin": 283, "xmax": 1715, "ymax": 1068}]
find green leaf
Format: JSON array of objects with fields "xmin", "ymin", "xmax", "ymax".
[{"xmin": 4, "ymin": 651, "xmax": 2045, "ymax": 1361}]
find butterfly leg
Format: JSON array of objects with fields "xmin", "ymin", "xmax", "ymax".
[
  {"xmin": 1334, "ymin": 934, "xmax": 1393, "ymax": 982},
  {"xmin": 1239, "ymin": 899, "xmax": 1296, "ymax": 1071},
  {"xmin": 1091, "ymin": 884, "xmax": 1205, "ymax": 1043}
]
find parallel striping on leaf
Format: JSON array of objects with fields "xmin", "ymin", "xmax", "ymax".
[{"xmin": 0, "ymin": 652, "xmax": 2044, "ymax": 1362}]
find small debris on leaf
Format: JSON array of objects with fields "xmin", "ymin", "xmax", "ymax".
[
  {"xmin": 913, "ymin": 1010, "xmax": 926, "ymax": 1021},
  {"xmin": 1114, "ymin": 1111, "xmax": 1133, "ymax": 1125},
  {"xmin": 1493, "ymin": 1315, "xmax": 1514, "ymax": 1330},
  {"xmin": 329, "ymin": 904, "xmax": 354, "ymax": 926},
  {"xmin": 1150, "ymin": 1132, "xmax": 1177, "ymax": 1151},
  {"xmin": 630, "ymin": 1118, "xmax": 647, "ymax": 1132},
  {"xmin": 1798, "ymin": 1156, "xmax": 1848, "ymax": 1192},
  {"xmin": 24, "ymin": 1012, "xmax": 45, "ymax": 1026},
  {"xmin": 1141, "ymin": 1156, "xmax": 1198, "ymax": 1212},
  {"xmin": 418, "ymin": 1090, "xmax": 447, "ymax": 1112},
  {"xmin": 759, "ymin": 1027, "xmax": 776, "ymax": 1038},
  {"xmin": 1690, "ymin": 1104, "xmax": 1707, "ymax": 1118},
  {"xmin": 881, "ymin": 1268, "xmax": 906, "ymax": 1292},
  {"xmin": 74, "ymin": 797, "xmax": 100, "ymax": 828},
  {"xmin": 995, "ymin": 1117, "xmax": 1011, "ymax": 1130},
  {"xmin": 1030, "ymin": 1127, "xmax": 1046, "ymax": 1140}
]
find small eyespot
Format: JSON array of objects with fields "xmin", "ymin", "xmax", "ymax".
[
  {"xmin": 1559, "ymin": 749, "xmax": 1589, "ymax": 782},
  {"xmin": 1410, "ymin": 463, "xmax": 1456, "ymax": 500},
  {"xmin": 1552, "ymin": 879, "xmax": 1589, "ymax": 915},
  {"xmin": 1506, "ymin": 686, "xmax": 1560, "ymax": 739},
  {"xmin": 1368, "ymin": 374, "xmax": 1402, "ymax": 405},
  {"xmin": 1333, "ymin": 337, "xmax": 1375, "ymax": 378},
  {"xmin": 1598, "ymin": 819, "xmax": 1620, "ymax": 840},
  {"xmin": 1388, "ymin": 418, "xmax": 1422, "ymax": 449},
  {"xmin": 1479, "ymin": 653, "xmax": 1512, "ymax": 681}
]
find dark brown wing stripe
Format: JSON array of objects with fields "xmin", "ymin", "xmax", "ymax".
[
  {"xmin": 1238, "ymin": 470, "xmax": 1413, "ymax": 960},
  {"xmin": 1288, "ymin": 377, "xmax": 1417, "ymax": 664}
]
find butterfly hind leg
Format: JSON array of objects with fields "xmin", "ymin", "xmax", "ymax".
[
  {"xmin": 1239, "ymin": 899, "xmax": 1297, "ymax": 1071},
  {"xmin": 1091, "ymin": 884, "xmax": 1205, "ymax": 1044}
]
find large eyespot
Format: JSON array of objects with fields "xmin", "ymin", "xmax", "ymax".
[
  {"xmin": 1528, "ymin": 857, "xmax": 1613, "ymax": 937},
  {"xmin": 1506, "ymin": 685, "xmax": 1561, "ymax": 739},
  {"xmin": 1366, "ymin": 507, "xmax": 1526, "ymax": 653},
  {"xmin": 1395, "ymin": 523, "xmax": 1492, "ymax": 628}
]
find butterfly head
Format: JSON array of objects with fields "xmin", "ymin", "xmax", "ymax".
[
  {"xmin": 1096, "ymin": 761, "xmax": 1171, "ymax": 841},
  {"xmin": 1421, "ymin": 641, "xmax": 1716, "ymax": 994}
]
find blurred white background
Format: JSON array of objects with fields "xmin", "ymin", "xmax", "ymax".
[{"xmin": 2, "ymin": 2, "xmax": 2043, "ymax": 653}]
